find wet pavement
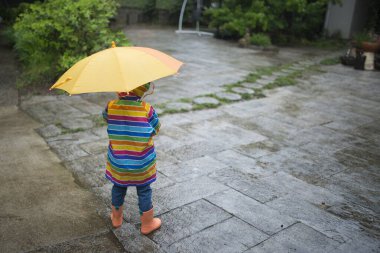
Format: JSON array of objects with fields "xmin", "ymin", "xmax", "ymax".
[
  {"xmin": 18, "ymin": 26, "xmax": 380, "ymax": 252},
  {"xmin": 0, "ymin": 32, "xmax": 124, "ymax": 253}
]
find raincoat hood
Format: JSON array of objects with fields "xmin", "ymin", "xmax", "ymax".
[{"xmin": 117, "ymin": 83, "xmax": 153, "ymax": 100}]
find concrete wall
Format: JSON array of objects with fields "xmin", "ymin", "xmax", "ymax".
[{"xmin": 324, "ymin": 0, "xmax": 370, "ymax": 39}]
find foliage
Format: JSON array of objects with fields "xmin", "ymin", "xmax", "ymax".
[
  {"xmin": 205, "ymin": 0, "xmax": 340, "ymax": 41},
  {"xmin": 366, "ymin": 0, "xmax": 380, "ymax": 33},
  {"xmin": 119, "ymin": 0, "xmax": 151, "ymax": 9},
  {"xmin": 156, "ymin": 0, "xmax": 181, "ymax": 10},
  {"xmin": 320, "ymin": 57, "xmax": 340, "ymax": 65},
  {"xmin": 13, "ymin": 0, "xmax": 129, "ymax": 88},
  {"xmin": 250, "ymin": 33, "xmax": 271, "ymax": 46},
  {"xmin": 353, "ymin": 32, "xmax": 376, "ymax": 44},
  {"xmin": 296, "ymin": 37, "xmax": 347, "ymax": 50}
]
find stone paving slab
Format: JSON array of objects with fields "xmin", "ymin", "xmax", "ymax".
[
  {"xmin": 59, "ymin": 96, "xmax": 104, "ymax": 115},
  {"xmin": 347, "ymin": 121, "xmax": 380, "ymax": 146},
  {"xmin": 160, "ymin": 108, "xmax": 224, "ymax": 127},
  {"xmin": 335, "ymin": 238, "xmax": 380, "ymax": 253},
  {"xmin": 215, "ymin": 92, "xmax": 242, "ymax": 101},
  {"xmin": 193, "ymin": 97, "xmax": 219, "ymax": 105},
  {"xmin": 155, "ymin": 125, "xmax": 206, "ymax": 152},
  {"xmin": 235, "ymin": 140, "xmax": 282, "ymax": 159},
  {"xmin": 64, "ymin": 154, "xmax": 108, "ymax": 188},
  {"xmin": 246, "ymin": 222, "xmax": 340, "ymax": 253},
  {"xmin": 113, "ymin": 222, "xmax": 161, "ymax": 253},
  {"xmin": 156, "ymin": 149, "xmax": 180, "ymax": 168},
  {"xmin": 284, "ymin": 126, "xmax": 365, "ymax": 153},
  {"xmin": 166, "ymin": 217, "xmax": 269, "ymax": 253},
  {"xmin": 255, "ymin": 79, "xmax": 273, "ymax": 86},
  {"xmin": 186, "ymin": 120, "xmax": 267, "ymax": 147},
  {"xmin": 236, "ymin": 115, "xmax": 301, "ymax": 145},
  {"xmin": 164, "ymin": 140, "xmax": 227, "ymax": 162},
  {"xmin": 79, "ymin": 139, "xmax": 108, "ymax": 155},
  {"xmin": 241, "ymin": 82, "xmax": 265, "ymax": 89},
  {"xmin": 155, "ymin": 177, "xmax": 229, "ymax": 212},
  {"xmin": 159, "ymin": 155, "xmax": 228, "ymax": 182},
  {"xmin": 49, "ymin": 142, "xmax": 89, "ymax": 161},
  {"xmin": 35, "ymin": 124, "xmax": 62, "ymax": 138},
  {"xmin": 165, "ymin": 102, "xmax": 192, "ymax": 111},
  {"xmin": 257, "ymin": 147, "xmax": 347, "ymax": 184},
  {"xmin": 23, "ymin": 100, "xmax": 88, "ymax": 124},
  {"xmin": 231, "ymin": 87, "xmax": 255, "ymax": 95},
  {"xmin": 149, "ymin": 199, "xmax": 231, "ymax": 247},
  {"xmin": 61, "ymin": 117, "xmax": 94, "ymax": 130},
  {"xmin": 327, "ymin": 201, "xmax": 380, "ymax": 235},
  {"xmin": 91, "ymin": 126, "xmax": 108, "ymax": 139},
  {"xmin": 20, "ymin": 95, "xmax": 57, "ymax": 107},
  {"xmin": 46, "ymin": 130, "xmax": 102, "ymax": 145},
  {"xmin": 266, "ymin": 196, "xmax": 363, "ymax": 243},
  {"xmin": 206, "ymin": 189, "xmax": 297, "ymax": 235},
  {"xmin": 317, "ymin": 155, "xmax": 380, "ymax": 214},
  {"xmin": 210, "ymin": 149, "xmax": 263, "ymax": 171}
]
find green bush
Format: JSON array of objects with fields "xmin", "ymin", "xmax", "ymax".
[
  {"xmin": 119, "ymin": 0, "xmax": 151, "ymax": 8},
  {"xmin": 205, "ymin": 0, "xmax": 340, "ymax": 41},
  {"xmin": 13, "ymin": 0, "xmax": 130, "ymax": 88},
  {"xmin": 250, "ymin": 33, "xmax": 271, "ymax": 46},
  {"xmin": 205, "ymin": 1, "xmax": 268, "ymax": 38}
]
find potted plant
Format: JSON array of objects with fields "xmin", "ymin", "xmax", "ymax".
[{"xmin": 353, "ymin": 32, "xmax": 380, "ymax": 53}]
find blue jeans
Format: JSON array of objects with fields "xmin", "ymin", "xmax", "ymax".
[{"xmin": 111, "ymin": 184, "xmax": 153, "ymax": 213}]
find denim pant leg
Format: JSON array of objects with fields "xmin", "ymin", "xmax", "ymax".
[
  {"xmin": 112, "ymin": 184, "xmax": 127, "ymax": 208},
  {"xmin": 136, "ymin": 184, "xmax": 153, "ymax": 213}
]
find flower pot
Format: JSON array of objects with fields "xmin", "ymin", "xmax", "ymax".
[{"xmin": 360, "ymin": 41, "xmax": 380, "ymax": 53}]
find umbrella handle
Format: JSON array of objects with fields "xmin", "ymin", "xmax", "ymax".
[{"xmin": 140, "ymin": 82, "xmax": 155, "ymax": 101}]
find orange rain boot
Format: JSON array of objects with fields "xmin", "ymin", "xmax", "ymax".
[
  {"xmin": 140, "ymin": 208, "xmax": 161, "ymax": 235},
  {"xmin": 110, "ymin": 205, "xmax": 123, "ymax": 228}
]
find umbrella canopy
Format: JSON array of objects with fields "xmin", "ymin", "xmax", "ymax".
[{"xmin": 50, "ymin": 42, "xmax": 183, "ymax": 94}]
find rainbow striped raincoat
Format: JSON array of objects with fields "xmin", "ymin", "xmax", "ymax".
[{"xmin": 103, "ymin": 85, "xmax": 160, "ymax": 187}]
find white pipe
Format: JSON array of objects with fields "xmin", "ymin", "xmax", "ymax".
[{"xmin": 178, "ymin": 0, "xmax": 188, "ymax": 31}]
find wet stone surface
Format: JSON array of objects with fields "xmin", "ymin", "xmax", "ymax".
[
  {"xmin": 206, "ymin": 189, "xmax": 297, "ymax": 235},
  {"xmin": 256, "ymin": 78, "xmax": 274, "ymax": 86},
  {"xmin": 192, "ymin": 96, "xmax": 220, "ymax": 105},
  {"xmin": 61, "ymin": 117, "xmax": 94, "ymax": 130},
  {"xmin": 19, "ymin": 27, "xmax": 380, "ymax": 252},
  {"xmin": 247, "ymin": 223, "xmax": 340, "ymax": 253},
  {"xmin": 241, "ymin": 82, "xmax": 265, "ymax": 89},
  {"xmin": 166, "ymin": 217, "xmax": 269, "ymax": 253},
  {"xmin": 29, "ymin": 231, "xmax": 125, "ymax": 253},
  {"xmin": 35, "ymin": 124, "xmax": 62, "ymax": 138},
  {"xmin": 150, "ymin": 199, "xmax": 231, "ymax": 247},
  {"xmin": 215, "ymin": 92, "xmax": 242, "ymax": 101},
  {"xmin": 231, "ymin": 87, "xmax": 255, "ymax": 94},
  {"xmin": 165, "ymin": 102, "xmax": 192, "ymax": 111}
]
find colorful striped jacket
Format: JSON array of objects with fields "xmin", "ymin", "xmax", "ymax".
[{"xmin": 103, "ymin": 93, "xmax": 160, "ymax": 187}]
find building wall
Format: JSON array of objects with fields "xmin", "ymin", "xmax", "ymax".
[{"xmin": 324, "ymin": 0, "xmax": 370, "ymax": 39}]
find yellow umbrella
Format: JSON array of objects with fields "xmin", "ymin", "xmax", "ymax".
[{"xmin": 50, "ymin": 42, "xmax": 183, "ymax": 95}]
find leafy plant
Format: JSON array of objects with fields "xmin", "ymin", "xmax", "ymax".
[
  {"xmin": 205, "ymin": 0, "xmax": 341, "ymax": 41},
  {"xmin": 13, "ymin": 0, "xmax": 130, "ymax": 88},
  {"xmin": 320, "ymin": 57, "xmax": 340, "ymax": 65},
  {"xmin": 250, "ymin": 33, "xmax": 271, "ymax": 46},
  {"xmin": 353, "ymin": 32, "xmax": 376, "ymax": 49}
]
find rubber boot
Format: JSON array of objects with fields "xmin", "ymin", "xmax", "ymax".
[
  {"xmin": 140, "ymin": 208, "xmax": 161, "ymax": 234},
  {"xmin": 110, "ymin": 205, "xmax": 123, "ymax": 228}
]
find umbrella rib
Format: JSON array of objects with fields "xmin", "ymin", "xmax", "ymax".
[
  {"xmin": 112, "ymin": 48, "xmax": 127, "ymax": 92},
  {"xmin": 68, "ymin": 56, "xmax": 94, "ymax": 94}
]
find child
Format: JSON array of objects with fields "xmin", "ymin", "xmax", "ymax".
[{"xmin": 102, "ymin": 83, "xmax": 161, "ymax": 235}]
